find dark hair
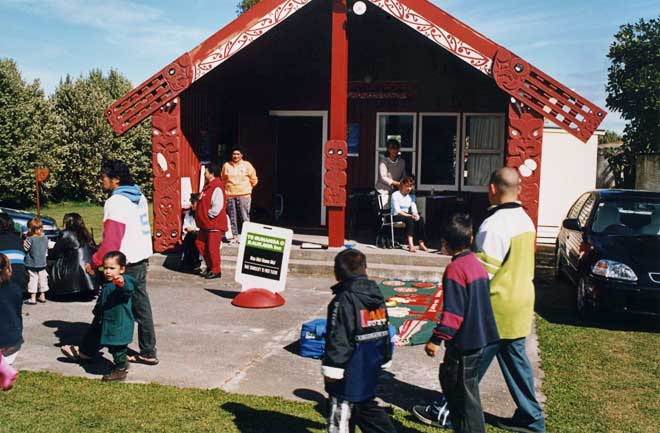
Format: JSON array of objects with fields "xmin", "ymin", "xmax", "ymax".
[
  {"xmin": 401, "ymin": 176, "xmax": 415, "ymax": 186},
  {"xmin": 63, "ymin": 213, "xmax": 95, "ymax": 247},
  {"xmin": 442, "ymin": 212, "xmax": 473, "ymax": 252},
  {"xmin": 231, "ymin": 146, "xmax": 244, "ymax": 154},
  {"xmin": 0, "ymin": 214, "xmax": 17, "ymax": 235},
  {"xmin": 101, "ymin": 160, "xmax": 134, "ymax": 186},
  {"xmin": 334, "ymin": 249, "xmax": 367, "ymax": 281},
  {"xmin": 206, "ymin": 163, "xmax": 221, "ymax": 177},
  {"xmin": 386, "ymin": 138, "xmax": 401, "ymax": 149},
  {"xmin": 0, "ymin": 253, "xmax": 12, "ymax": 285},
  {"xmin": 103, "ymin": 251, "xmax": 127, "ymax": 267},
  {"xmin": 190, "ymin": 193, "xmax": 200, "ymax": 204}
]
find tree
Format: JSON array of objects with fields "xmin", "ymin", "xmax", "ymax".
[
  {"xmin": 0, "ymin": 58, "xmax": 60, "ymax": 206},
  {"xmin": 605, "ymin": 17, "xmax": 660, "ymax": 187},
  {"xmin": 49, "ymin": 69, "xmax": 152, "ymax": 203},
  {"xmin": 598, "ymin": 130, "xmax": 623, "ymax": 145},
  {"xmin": 236, "ymin": 0, "xmax": 260, "ymax": 15}
]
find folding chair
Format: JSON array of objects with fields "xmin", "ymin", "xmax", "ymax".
[{"xmin": 375, "ymin": 193, "xmax": 406, "ymax": 249}]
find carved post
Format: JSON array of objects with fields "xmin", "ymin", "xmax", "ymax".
[
  {"xmin": 506, "ymin": 101, "xmax": 544, "ymax": 227},
  {"xmin": 327, "ymin": 0, "xmax": 349, "ymax": 247},
  {"xmin": 151, "ymin": 100, "xmax": 183, "ymax": 252}
]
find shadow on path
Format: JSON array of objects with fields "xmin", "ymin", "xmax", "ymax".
[
  {"xmin": 43, "ymin": 320, "xmax": 115, "ymax": 376},
  {"xmin": 205, "ymin": 288, "xmax": 239, "ymax": 299},
  {"xmin": 221, "ymin": 402, "xmax": 325, "ymax": 433}
]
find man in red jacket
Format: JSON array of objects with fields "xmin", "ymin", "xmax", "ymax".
[{"xmin": 195, "ymin": 163, "xmax": 227, "ymax": 279}]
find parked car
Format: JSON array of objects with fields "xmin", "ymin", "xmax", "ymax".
[
  {"xmin": 0, "ymin": 207, "xmax": 60, "ymax": 241},
  {"xmin": 555, "ymin": 190, "xmax": 660, "ymax": 317}
]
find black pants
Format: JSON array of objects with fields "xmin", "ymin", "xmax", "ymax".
[
  {"xmin": 393, "ymin": 215, "xmax": 426, "ymax": 242},
  {"xmin": 181, "ymin": 232, "xmax": 201, "ymax": 271},
  {"xmin": 328, "ymin": 396, "xmax": 397, "ymax": 433},
  {"xmin": 439, "ymin": 345, "xmax": 485, "ymax": 433},
  {"xmin": 125, "ymin": 261, "xmax": 157, "ymax": 358},
  {"xmin": 80, "ymin": 318, "xmax": 127, "ymax": 368}
]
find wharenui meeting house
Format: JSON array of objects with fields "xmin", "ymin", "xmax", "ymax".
[{"xmin": 105, "ymin": 0, "xmax": 607, "ymax": 251}]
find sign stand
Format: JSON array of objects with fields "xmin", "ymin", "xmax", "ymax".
[{"xmin": 232, "ymin": 222, "xmax": 293, "ymax": 309}]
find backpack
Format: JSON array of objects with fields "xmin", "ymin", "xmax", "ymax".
[{"xmin": 299, "ymin": 319, "xmax": 327, "ymax": 359}]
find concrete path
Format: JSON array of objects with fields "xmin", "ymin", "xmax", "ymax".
[{"xmin": 15, "ymin": 258, "xmax": 544, "ymax": 417}]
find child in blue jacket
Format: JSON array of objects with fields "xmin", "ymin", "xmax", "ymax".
[{"xmin": 322, "ymin": 249, "xmax": 396, "ymax": 433}]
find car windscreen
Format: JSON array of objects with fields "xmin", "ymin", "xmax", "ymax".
[{"xmin": 591, "ymin": 198, "xmax": 660, "ymax": 236}]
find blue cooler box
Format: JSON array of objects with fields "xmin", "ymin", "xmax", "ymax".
[{"xmin": 300, "ymin": 318, "xmax": 327, "ymax": 359}]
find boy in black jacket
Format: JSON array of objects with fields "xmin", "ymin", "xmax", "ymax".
[{"xmin": 322, "ymin": 249, "xmax": 396, "ymax": 433}]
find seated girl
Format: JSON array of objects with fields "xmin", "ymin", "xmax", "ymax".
[{"xmin": 391, "ymin": 176, "xmax": 428, "ymax": 253}]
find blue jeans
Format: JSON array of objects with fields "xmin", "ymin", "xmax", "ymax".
[
  {"xmin": 227, "ymin": 196, "xmax": 251, "ymax": 238},
  {"xmin": 479, "ymin": 338, "xmax": 545, "ymax": 432}
]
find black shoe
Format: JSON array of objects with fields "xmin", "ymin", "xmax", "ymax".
[
  {"xmin": 205, "ymin": 272, "xmax": 222, "ymax": 280},
  {"xmin": 102, "ymin": 365, "xmax": 129, "ymax": 382},
  {"xmin": 199, "ymin": 269, "xmax": 210, "ymax": 277},
  {"xmin": 493, "ymin": 417, "xmax": 544, "ymax": 433}
]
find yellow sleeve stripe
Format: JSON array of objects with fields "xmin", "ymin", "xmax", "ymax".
[{"xmin": 476, "ymin": 251, "xmax": 503, "ymax": 267}]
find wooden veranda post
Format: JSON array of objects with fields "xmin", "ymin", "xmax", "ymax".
[{"xmin": 327, "ymin": 0, "xmax": 349, "ymax": 247}]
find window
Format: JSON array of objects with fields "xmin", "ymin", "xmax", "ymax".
[
  {"xmin": 578, "ymin": 194, "xmax": 596, "ymax": 227},
  {"xmin": 462, "ymin": 114, "xmax": 505, "ymax": 191},
  {"xmin": 417, "ymin": 114, "xmax": 459, "ymax": 190},
  {"xmin": 568, "ymin": 193, "xmax": 590, "ymax": 219},
  {"xmin": 375, "ymin": 113, "xmax": 416, "ymax": 183}
]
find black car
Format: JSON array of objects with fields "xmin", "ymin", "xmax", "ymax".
[
  {"xmin": 555, "ymin": 190, "xmax": 660, "ymax": 317},
  {"xmin": 0, "ymin": 207, "xmax": 60, "ymax": 241}
]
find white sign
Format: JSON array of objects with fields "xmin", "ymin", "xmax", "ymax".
[{"xmin": 234, "ymin": 222, "xmax": 293, "ymax": 293}]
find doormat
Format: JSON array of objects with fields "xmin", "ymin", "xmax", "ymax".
[{"xmin": 379, "ymin": 280, "xmax": 444, "ymax": 346}]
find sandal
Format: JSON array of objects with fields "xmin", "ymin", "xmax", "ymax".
[
  {"xmin": 37, "ymin": 299, "xmax": 47, "ymax": 304},
  {"xmin": 60, "ymin": 345, "xmax": 93, "ymax": 364},
  {"xmin": 127, "ymin": 354, "xmax": 159, "ymax": 365},
  {"xmin": 24, "ymin": 300, "xmax": 37, "ymax": 305}
]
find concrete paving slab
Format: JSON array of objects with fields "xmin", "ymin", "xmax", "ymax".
[{"xmin": 15, "ymin": 258, "xmax": 543, "ymax": 418}]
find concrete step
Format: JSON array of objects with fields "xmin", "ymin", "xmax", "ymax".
[
  {"xmin": 220, "ymin": 245, "xmax": 448, "ymax": 268},
  {"xmin": 150, "ymin": 252, "xmax": 446, "ymax": 282}
]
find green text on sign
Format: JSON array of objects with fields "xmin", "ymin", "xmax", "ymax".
[{"xmin": 245, "ymin": 233, "xmax": 285, "ymax": 253}]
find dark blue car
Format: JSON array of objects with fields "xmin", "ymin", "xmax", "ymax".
[
  {"xmin": 0, "ymin": 207, "xmax": 60, "ymax": 241},
  {"xmin": 555, "ymin": 190, "xmax": 660, "ymax": 317}
]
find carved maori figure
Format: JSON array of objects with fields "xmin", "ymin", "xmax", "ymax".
[
  {"xmin": 506, "ymin": 102, "xmax": 544, "ymax": 226},
  {"xmin": 151, "ymin": 103, "xmax": 182, "ymax": 252},
  {"xmin": 323, "ymin": 139, "xmax": 348, "ymax": 208}
]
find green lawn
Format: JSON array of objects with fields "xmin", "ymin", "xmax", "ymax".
[
  {"xmin": 29, "ymin": 201, "xmax": 153, "ymax": 243},
  {"xmin": 0, "ymin": 371, "xmax": 502, "ymax": 433}
]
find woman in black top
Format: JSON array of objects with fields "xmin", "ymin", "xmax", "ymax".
[{"xmin": 49, "ymin": 213, "xmax": 97, "ymax": 295}]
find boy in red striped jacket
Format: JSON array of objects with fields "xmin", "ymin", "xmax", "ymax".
[{"xmin": 413, "ymin": 212, "xmax": 499, "ymax": 433}]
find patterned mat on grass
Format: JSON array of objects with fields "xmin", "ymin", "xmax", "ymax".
[{"xmin": 380, "ymin": 280, "xmax": 444, "ymax": 346}]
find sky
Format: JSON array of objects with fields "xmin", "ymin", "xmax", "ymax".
[{"xmin": 1, "ymin": 0, "xmax": 658, "ymax": 133}]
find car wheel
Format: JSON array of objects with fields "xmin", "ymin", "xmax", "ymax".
[{"xmin": 577, "ymin": 276, "xmax": 595, "ymax": 320}]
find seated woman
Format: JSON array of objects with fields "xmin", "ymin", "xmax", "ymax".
[
  {"xmin": 181, "ymin": 193, "xmax": 202, "ymax": 273},
  {"xmin": 391, "ymin": 176, "xmax": 428, "ymax": 253},
  {"xmin": 0, "ymin": 253, "xmax": 23, "ymax": 370},
  {"xmin": 49, "ymin": 213, "xmax": 97, "ymax": 296}
]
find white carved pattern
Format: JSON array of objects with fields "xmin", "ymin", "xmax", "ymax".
[
  {"xmin": 368, "ymin": 0, "xmax": 492, "ymax": 75},
  {"xmin": 194, "ymin": 0, "xmax": 313, "ymax": 81}
]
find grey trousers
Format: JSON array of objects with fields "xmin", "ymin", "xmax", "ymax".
[{"xmin": 227, "ymin": 196, "xmax": 251, "ymax": 237}]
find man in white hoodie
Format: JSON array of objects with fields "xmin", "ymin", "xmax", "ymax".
[{"xmin": 87, "ymin": 160, "xmax": 158, "ymax": 365}]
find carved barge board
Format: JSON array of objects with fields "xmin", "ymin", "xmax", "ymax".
[{"xmin": 369, "ymin": 0, "xmax": 606, "ymax": 142}]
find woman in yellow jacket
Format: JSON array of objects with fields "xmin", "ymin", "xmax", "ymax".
[{"xmin": 221, "ymin": 147, "xmax": 258, "ymax": 242}]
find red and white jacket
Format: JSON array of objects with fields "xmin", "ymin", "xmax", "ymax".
[{"xmin": 92, "ymin": 191, "xmax": 152, "ymax": 267}]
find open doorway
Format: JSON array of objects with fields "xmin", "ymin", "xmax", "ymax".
[{"xmin": 270, "ymin": 111, "xmax": 328, "ymax": 228}]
